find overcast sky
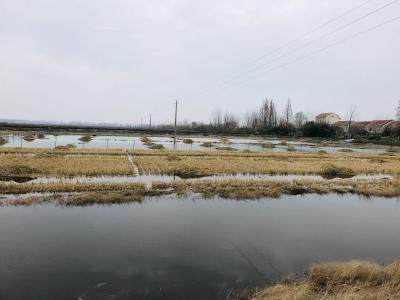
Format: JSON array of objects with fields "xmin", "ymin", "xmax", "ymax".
[{"xmin": 0, "ymin": 0, "xmax": 399, "ymax": 125}]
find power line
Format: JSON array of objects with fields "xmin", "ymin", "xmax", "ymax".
[
  {"xmin": 203, "ymin": 15, "xmax": 400, "ymax": 94},
  {"xmin": 200, "ymin": 0, "xmax": 378, "ymax": 91},
  {"xmin": 198, "ymin": 0, "xmax": 399, "ymax": 95}
]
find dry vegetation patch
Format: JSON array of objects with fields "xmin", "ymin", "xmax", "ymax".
[
  {"xmin": 0, "ymin": 154, "xmax": 133, "ymax": 176},
  {"xmin": 151, "ymin": 178, "xmax": 400, "ymax": 199},
  {"xmin": 0, "ymin": 191, "xmax": 146, "ymax": 207},
  {"xmin": 134, "ymin": 154, "xmax": 400, "ymax": 176},
  {"xmin": 251, "ymin": 260, "xmax": 400, "ymax": 300},
  {"xmin": 0, "ymin": 182, "xmax": 146, "ymax": 194}
]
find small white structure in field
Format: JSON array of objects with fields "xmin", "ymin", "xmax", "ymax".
[{"xmin": 315, "ymin": 113, "xmax": 341, "ymax": 125}]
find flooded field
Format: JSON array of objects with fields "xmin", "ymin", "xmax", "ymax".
[
  {"xmin": 0, "ymin": 133, "xmax": 393, "ymax": 154},
  {"xmin": 0, "ymin": 194, "xmax": 399, "ymax": 300}
]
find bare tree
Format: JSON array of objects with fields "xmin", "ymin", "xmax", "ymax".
[
  {"xmin": 211, "ymin": 109, "xmax": 222, "ymax": 128},
  {"xmin": 268, "ymin": 100, "xmax": 278, "ymax": 127},
  {"xmin": 283, "ymin": 98, "xmax": 293, "ymax": 124},
  {"xmin": 397, "ymin": 100, "xmax": 400, "ymax": 120},
  {"xmin": 294, "ymin": 112, "xmax": 307, "ymax": 128},
  {"xmin": 245, "ymin": 111, "xmax": 259, "ymax": 130},
  {"xmin": 259, "ymin": 99, "xmax": 270, "ymax": 129},
  {"xmin": 223, "ymin": 112, "xmax": 239, "ymax": 130},
  {"xmin": 346, "ymin": 106, "xmax": 357, "ymax": 137}
]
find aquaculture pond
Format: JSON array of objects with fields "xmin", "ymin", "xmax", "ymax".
[
  {"xmin": 0, "ymin": 194, "xmax": 400, "ymax": 300},
  {"xmin": 0, "ymin": 133, "xmax": 391, "ymax": 153}
]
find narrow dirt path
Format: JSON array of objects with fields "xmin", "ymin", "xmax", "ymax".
[{"xmin": 127, "ymin": 154, "xmax": 140, "ymax": 176}]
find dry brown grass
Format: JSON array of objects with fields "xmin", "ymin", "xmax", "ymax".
[
  {"xmin": 0, "ymin": 181, "xmax": 146, "ymax": 194},
  {"xmin": 23, "ymin": 133, "xmax": 36, "ymax": 142},
  {"xmin": 0, "ymin": 137, "xmax": 7, "ymax": 146},
  {"xmin": 78, "ymin": 135, "xmax": 93, "ymax": 142},
  {"xmin": 0, "ymin": 154, "xmax": 133, "ymax": 176},
  {"xmin": 134, "ymin": 154, "xmax": 400, "ymax": 176},
  {"xmin": 0, "ymin": 191, "xmax": 145, "ymax": 207},
  {"xmin": 151, "ymin": 178, "xmax": 400, "ymax": 199},
  {"xmin": 0, "ymin": 178, "xmax": 399, "ymax": 206},
  {"xmin": 252, "ymin": 260, "xmax": 400, "ymax": 300},
  {"xmin": 1, "ymin": 148, "xmax": 400, "ymax": 177}
]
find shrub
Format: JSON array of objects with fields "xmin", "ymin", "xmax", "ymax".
[
  {"xmin": 302, "ymin": 121, "xmax": 337, "ymax": 138},
  {"xmin": 216, "ymin": 146, "xmax": 238, "ymax": 151},
  {"xmin": 200, "ymin": 142, "xmax": 214, "ymax": 148},
  {"xmin": 0, "ymin": 137, "xmax": 7, "ymax": 146},
  {"xmin": 321, "ymin": 163, "xmax": 355, "ymax": 178},
  {"xmin": 262, "ymin": 142, "xmax": 275, "ymax": 148},
  {"xmin": 79, "ymin": 135, "xmax": 93, "ymax": 143},
  {"xmin": 182, "ymin": 139, "xmax": 194, "ymax": 144},
  {"xmin": 23, "ymin": 133, "xmax": 36, "ymax": 142}
]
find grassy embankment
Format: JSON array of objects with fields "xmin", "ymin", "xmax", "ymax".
[{"xmin": 251, "ymin": 260, "xmax": 400, "ymax": 300}]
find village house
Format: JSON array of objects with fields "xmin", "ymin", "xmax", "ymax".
[
  {"xmin": 333, "ymin": 121, "xmax": 370, "ymax": 134},
  {"xmin": 386, "ymin": 121, "xmax": 400, "ymax": 136},
  {"xmin": 364, "ymin": 120, "xmax": 393, "ymax": 134},
  {"xmin": 315, "ymin": 113, "xmax": 341, "ymax": 125}
]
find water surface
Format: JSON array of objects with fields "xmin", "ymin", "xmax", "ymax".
[
  {"xmin": 0, "ymin": 194, "xmax": 399, "ymax": 299},
  {"xmin": 1, "ymin": 133, "xmax": 391, "ymax": 153}
]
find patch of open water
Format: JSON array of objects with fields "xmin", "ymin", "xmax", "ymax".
[
  {"xmin": 0, "ymin": 134, "xmax": 392, "ymax": 153},
  {"xmin": 0, "ymin": 194, "xmax": 399, "ymax": 299}
]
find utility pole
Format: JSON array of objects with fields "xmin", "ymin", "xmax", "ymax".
[
  {"xmin": 149, "ymin": 114, "xmax": 152, "ymax": 131},
  {"xmin": 173, "ymin": 100, "xmax": 178, "ymax": 150}
]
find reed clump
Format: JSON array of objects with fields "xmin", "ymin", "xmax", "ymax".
[
  {"xmin": 140, "ymin": 136, "xmax": 153, "ymax": 144},
  {"xmin": 0, "ymin": 191, "xmax": 145, "ymax": 207},
  {"xmin": 320, "ymin": 164, "xmax": 356, "ymax": 178},
  {"xmin": 79, "ymin": 135, "xmax": 93, "ymax": 143},
  {"xmin": 55, "ymin": 144, "xmax": 76, "ymax": 150},
  {"xmin": 23, "ymin": 133, "xmax": 36, "ymax": 142},
  {"xmin": 262, "ymin": 143, "xmax": 275, "ymax": 148},
  {"xmin": 147, "ymin": 143, "xmax": 165, "ymax": 150},
  {"xmin": 220, "ymin": 137, "xmax": 232, "ymax": 144},
  {"xmin": 151, "ymin": 178, "xmax": 400, "ymax": 199},
  {"xmin": 216, "ymin": 146, "xmax": 238, "ymax": 151},
  {"xmin": 200, "ymin": 142, "xmax": 214, "ymax": 148},
  {"xmin": 0, "ymin": 137, "xmax": 7, "ymax": 146},
  {"xmin": 0, "ymin": 181, "xmax": 146, "ymax": 194},
  {"xmin": 182, "ymin": 138, "xmax": 194, "ymax": 144},
  {"xmin": 278, "ymin": 140, "xmax": 288, "ymax": 146},
  {"xmin": 140, "ymin": 137, "xmax": 165, "ymax": 149},
  {"xmin": 134, "ymin": 154, "xmax": 400, "ymax": 176},
  {"xmin": 251, "ymin": 260, "xmax": 400, "ymax": 300}
]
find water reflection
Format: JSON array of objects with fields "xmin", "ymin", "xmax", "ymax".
[
  {"xmin": 0, "ymin": 195, "xmax": 399, "ymax": 299},
  {"xmin": 0, "ymin": 173, "xmax": 393, "ymax": 185}
]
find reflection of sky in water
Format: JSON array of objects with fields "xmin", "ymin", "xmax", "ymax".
[
  {"xmin": 0, "ymin": 134, "xmax": 390, "ymax": 153},
  {"xmin": 0, "ymin": 195, "xmax": 399, "ymax": 299}
]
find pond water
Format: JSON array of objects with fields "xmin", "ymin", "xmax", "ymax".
[
  {"xmin": 0, "ymin": 194, "xmax": 399, "ymax": 299},
  {"xmin": 0, "ymin": 133, "xmax": 391, "ymax": 153}
]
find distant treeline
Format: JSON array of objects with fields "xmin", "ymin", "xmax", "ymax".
[{"xmin": 152, "ymin": 99, "xmax": 339, "ymax": 138}]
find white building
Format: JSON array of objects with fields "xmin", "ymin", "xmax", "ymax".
[{"xmin": 315, "ymin": 113, "xmax": 341, "ymax": 125}]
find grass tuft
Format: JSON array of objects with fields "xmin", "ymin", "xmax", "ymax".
[{"xmin": 251, "ymin": 260, "xmax": 400, "ymax": 300}]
